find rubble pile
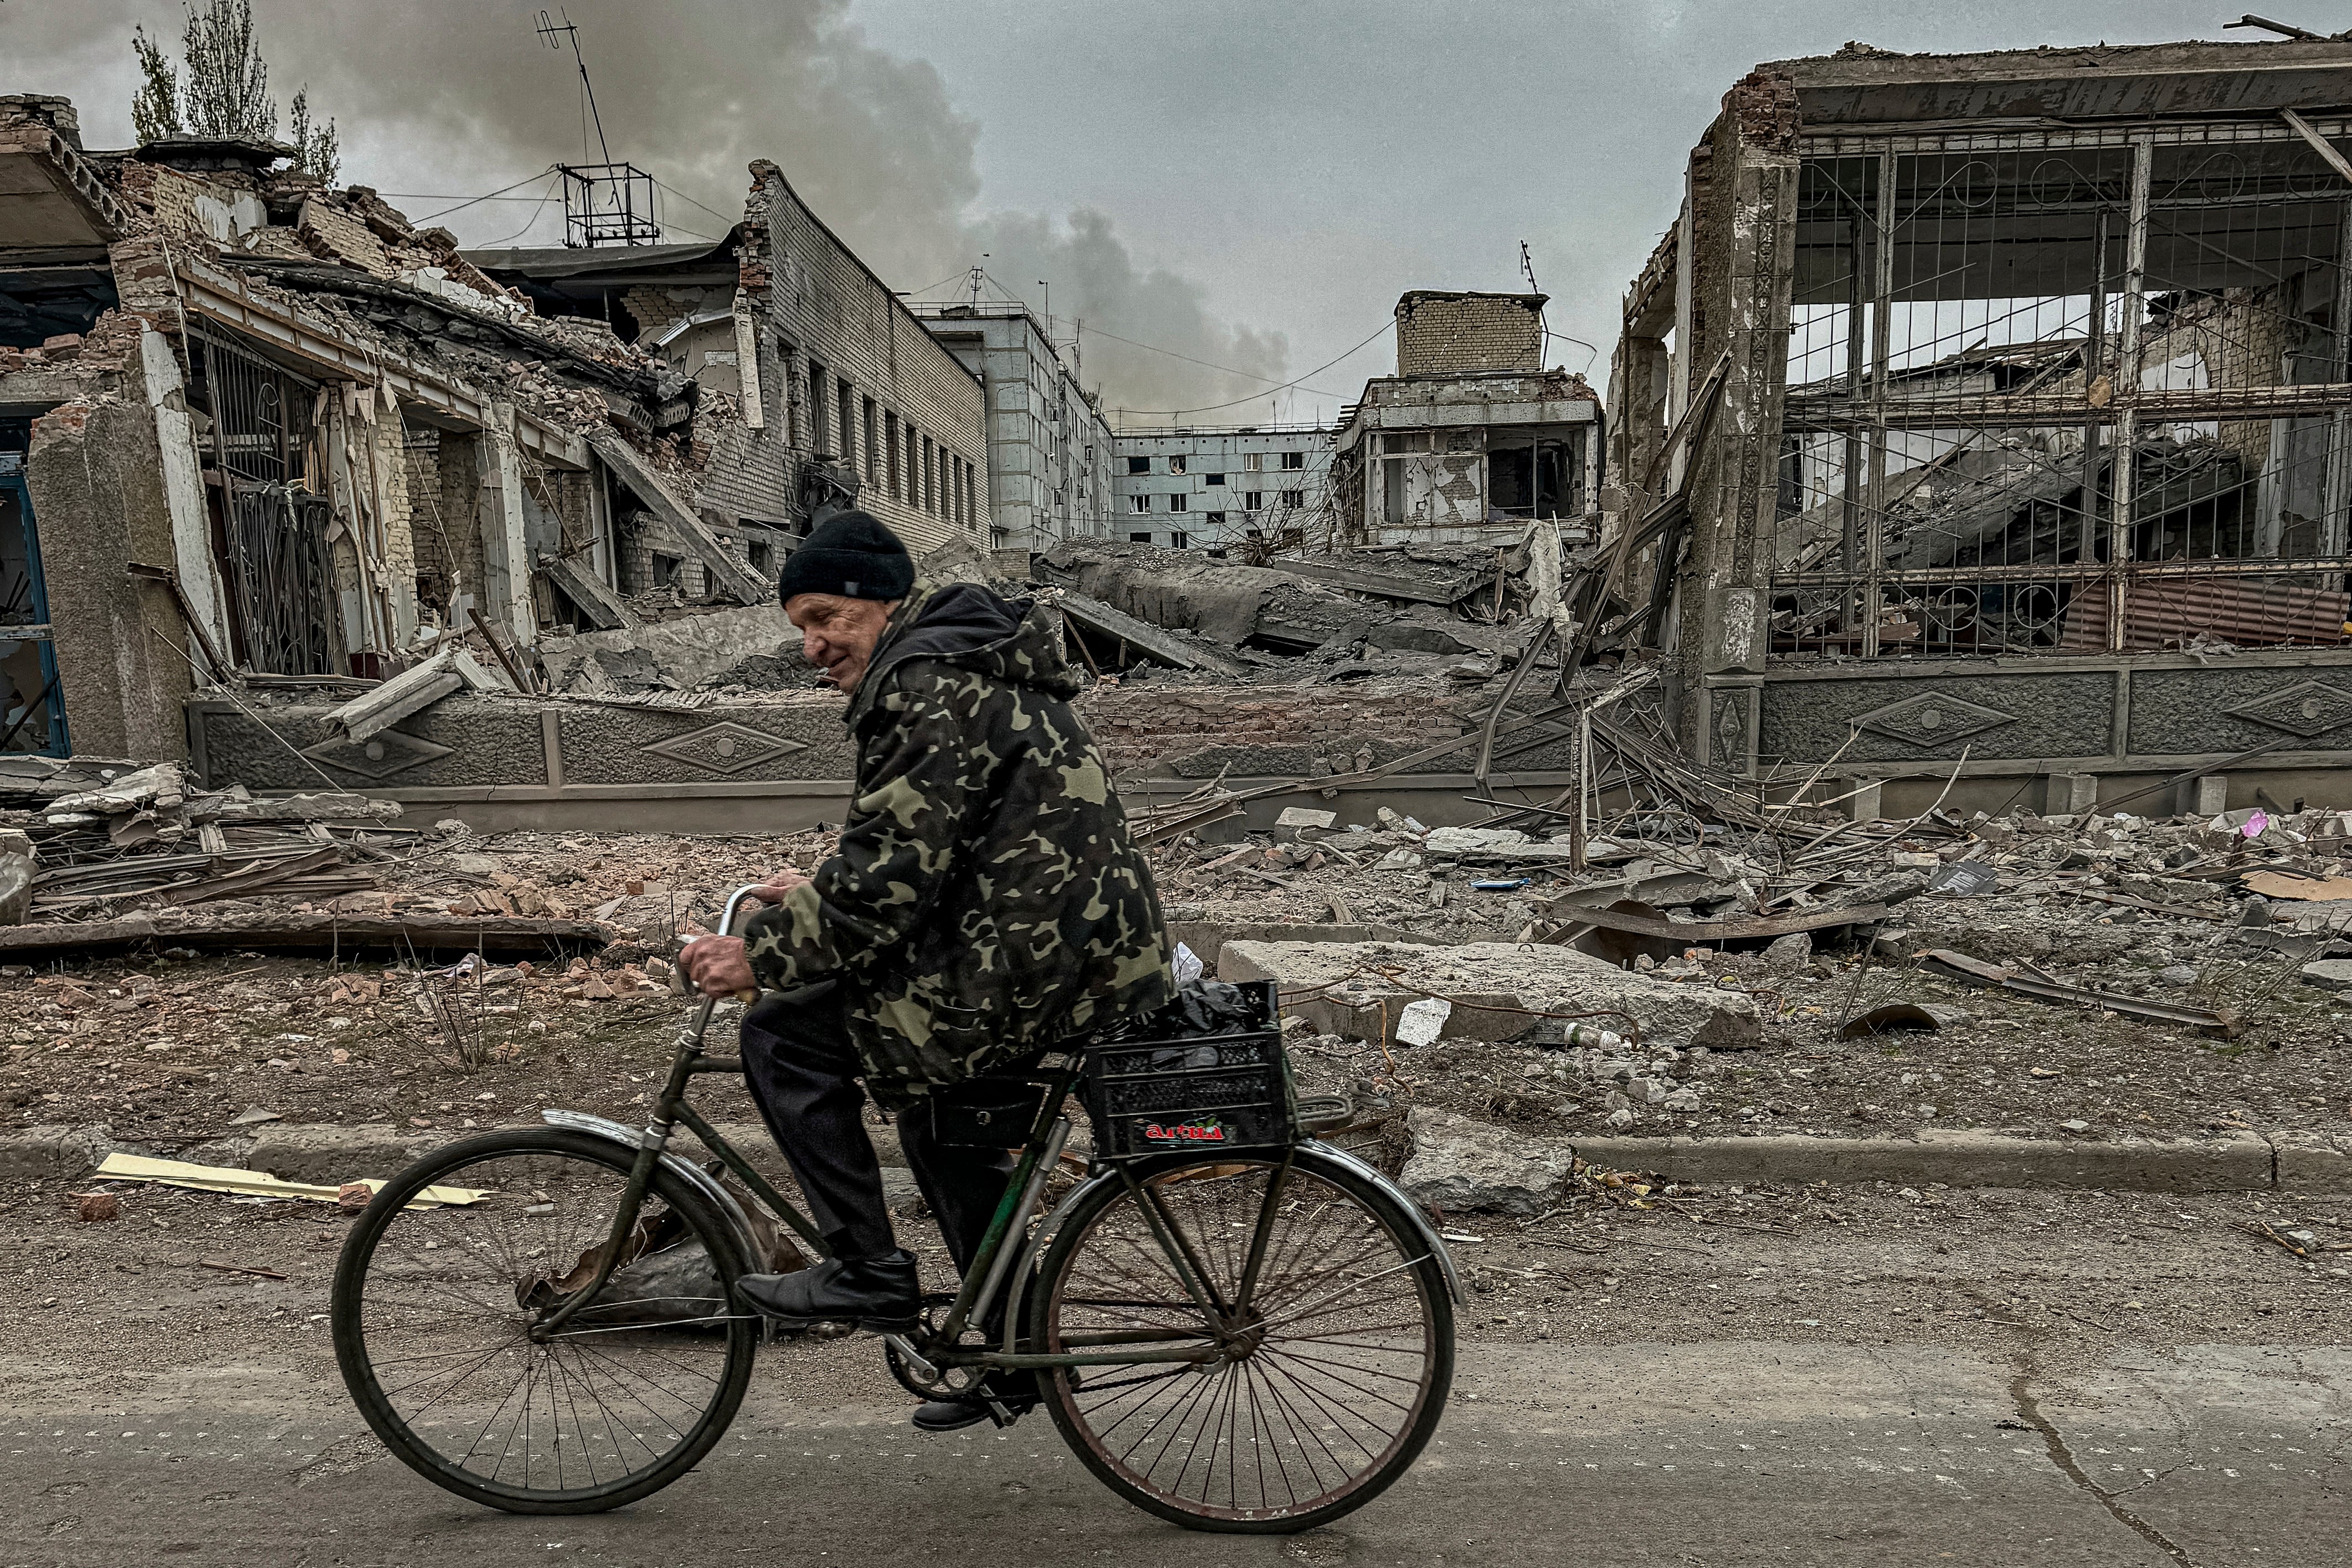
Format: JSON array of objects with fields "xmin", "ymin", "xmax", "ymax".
[
  {"xmin": 1138, "ymin": 777, "xmax": 2352, "ymax": 1181},
  {"xmin": 0, "ymin": 759, "xmax": 409, "ymax": 927},
  {"xmin": 1033, "ymin": 536, "xmax": 1549, "ymax": 688}
]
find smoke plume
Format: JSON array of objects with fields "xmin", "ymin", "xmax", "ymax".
[{"xmin": 2, "ymin": 0, "xmax": 1291, "ymax": 418}]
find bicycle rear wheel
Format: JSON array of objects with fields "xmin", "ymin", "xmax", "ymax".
[
  {"xmin": 331, "ymin": 1128, "xmax": 759, "ymax": 1513},
  {"xmin": 1031, "ymin": 1148, "xmax": 1453, "ymax": 1533}
]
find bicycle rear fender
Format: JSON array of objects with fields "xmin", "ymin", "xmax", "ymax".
[
  {"xmin": 1014, "ymin": 1144, "xmax": 1466, "ymax": 1321},
  {"xmin": 1305, "ymin": 1140, "xmax": 1468, "ymax": 1305},
  {"xmin": 539, "ymin": 1108, "xmax": 768, "ymax": 1271}
]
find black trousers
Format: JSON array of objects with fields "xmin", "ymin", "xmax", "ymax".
[{"xmin": 738, "ymin": 982, "xmax": 1022, "ymax": 1279}]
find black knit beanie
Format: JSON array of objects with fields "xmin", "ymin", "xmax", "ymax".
[{"xmin": 776, "ymin": 510, "xmax": 915, "ymax": 604}]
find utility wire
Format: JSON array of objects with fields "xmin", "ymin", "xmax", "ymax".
[
  {"xmin": 649, "ymin": 176, "xmax": 744, "ymax": 232},
  {"xmin": 1114, "ymin": 318, "xmax": 1394, "ymax": 419},
  {"xmin": 474, "ymin": 174, "xmax": 564, "ymax": 248},
  {"xmin": 1072, "ymin": 320, "xmax": 1349, "ymax": 397},
  {"xmin": 411, "ymin": 168, "xmax": 559, "ymax": 224}
]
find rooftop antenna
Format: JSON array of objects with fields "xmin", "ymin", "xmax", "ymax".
[
  {"xmin": 535, "ymin": 10, "xmax": 661, "ymax": 248},
  {"xmin": 1519, "ymin": 239, "xmax": 1541, "ymax": 295},
  {"xmin": 966, "ymin": 264, "xmax": 985, "ymax": 309}
]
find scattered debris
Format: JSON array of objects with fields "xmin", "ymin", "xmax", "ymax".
[{"xmin": 1923, "ymin": 948, "xmax": 2242, "ymax": 1039}]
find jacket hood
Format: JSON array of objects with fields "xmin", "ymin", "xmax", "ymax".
[{"xmin": 845, "ymin": 580, "xmax": 1082, "ymax": 728}]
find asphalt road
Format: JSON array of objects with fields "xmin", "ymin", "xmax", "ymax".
[{"xmin": 5, "ymin": 1337, "xmax": 2343, "ymax": 1568}]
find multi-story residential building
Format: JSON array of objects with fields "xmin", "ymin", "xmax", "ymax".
[
  {"xmin": 912, "ymin": 301, "xmax": 1113, "ymax": 551},
  {"xmin": 1109, "ymin": 425, "xmax": 1331, "ymax": 551}
]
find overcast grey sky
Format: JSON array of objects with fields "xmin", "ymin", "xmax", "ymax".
[{"xmin": 1, "ymin": 1, "xmax": 2303, "ymax": 423}]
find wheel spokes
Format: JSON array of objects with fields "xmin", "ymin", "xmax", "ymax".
[
  {"xmin": 1045, "ymin": 1160, "xmax": 1440, "ymax": 1519},
  {"xmin": 347, "ymin": 1149, "xmax": 741, "ymax": 1497}
]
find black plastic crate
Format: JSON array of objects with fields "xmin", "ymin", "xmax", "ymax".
[{"xmin": 1081, "ymin": 980, "xmax": 1298, "ymax": 1160}]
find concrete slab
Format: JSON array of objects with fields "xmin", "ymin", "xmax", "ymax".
[
  {"xmin": 2270, "ymin": 1129, "xmax": 2352, "ymax": 1193},
  {"xmin": 1219, "ymin": 937, "xmax": 1762, "ymax": 1050}
]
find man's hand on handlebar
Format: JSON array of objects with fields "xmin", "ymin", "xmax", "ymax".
[
  {"xmin": 675, "ymin": 870, "xmax": 809, "ymax": 999},
  {"xmin": 680, "ymin": 934, "xmax": 759, "ymax": 999}
]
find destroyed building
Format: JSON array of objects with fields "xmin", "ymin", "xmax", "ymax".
[
  {"xmin": 1605, "ymin": 37, "xmax": 2352, "ymax": 813},
  {"xmin": 1108, "ymin": 424, "xmax": 1331, "ymax": 551},
  {"xmin": 472, "ymin": 173, "xmax": 988, "ymax": 569},
  {"xmin": 907, "ymin": 300, "xmax": 1114, "ymax": 551},
  {"xmin": 1328, "ymin": 290, "xmax": 1603, "ymax": 547},
  {"xmin": 0, "ymin": 92, "xmax": 987, "ymax": 799}
]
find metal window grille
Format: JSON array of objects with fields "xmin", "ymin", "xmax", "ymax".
[
  {"xmin": 191, "ymin": 331, "xmax": 342, "ymax": 675},
  {"xmin": 1773, "ymin": 126, "xmax": 2352, "ymax": 660}
]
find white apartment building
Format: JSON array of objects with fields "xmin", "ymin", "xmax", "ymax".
[
  {"xmin": 913, "ymin": 302, "xmax": 1114, "ymax": 550},
  {"xmin": 1109, "ymin": 425, "xmax": 1332, "ymax": 550}
]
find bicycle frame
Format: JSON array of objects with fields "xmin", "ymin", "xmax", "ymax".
[{"xmin": 533, "ymin": 883, "xmax": 1444, "ymax": 1383}]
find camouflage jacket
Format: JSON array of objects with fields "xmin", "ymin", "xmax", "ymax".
[{"xmin": 741, "ymin": 581, "xmax": 1172, "ymax": 1102}]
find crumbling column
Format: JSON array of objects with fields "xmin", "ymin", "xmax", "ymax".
[
  {"xmin": 1679, "ymin": 72, "xmax": 1799, "ymax": 775},
  {"xmin": 476, "ymin": 404, "xmax": 535, "ymax": 647},
  {"xmin": 368, "ymin": 393, "xmax": 420, "ymax": 646},
  {"xmin": 22, "ymin": 394, "xmax": 196, "ymax": 758},
  {"xmin": 135, "ymin": 328, "xmax": 232, "ymax": 662}
]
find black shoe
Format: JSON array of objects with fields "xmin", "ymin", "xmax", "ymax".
[
  {"xmin": 912, "ymin": 1369, "xmax": 1041, "ymax": 1433},
  {"xmin": 738, "ymin": 1252, "xmax": 920, "ymax": 1331}
]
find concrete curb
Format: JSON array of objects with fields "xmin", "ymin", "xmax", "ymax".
[
  {"xmin": 1570, "ymin": 1130, "xmax": 2293, "ymax": 1195},
  {"xmin": 4, "ymin": 1120, "xmax": 2347, "ymax": 1195}
]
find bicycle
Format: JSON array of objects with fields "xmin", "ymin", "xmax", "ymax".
[{"xmin": 331, "ymin": 886, "xmax": 1461, "ymax": 1533}]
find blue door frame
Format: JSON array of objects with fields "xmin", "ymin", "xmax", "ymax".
[{"xmin": 0, "ymin": 465, "xmax": 70, "ymax": 757}]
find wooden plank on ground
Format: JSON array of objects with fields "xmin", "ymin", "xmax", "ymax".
[
  {"xmin": 1542, "ymin": 900, "xmax": 1891, "ymax": 945},
  {"xmin": 588, "ymin": 430, "xmax": 772, "ymax": 605},
  {"xmin": 122, "ymin": 846, "xmax": 347, "ymax": 909}
]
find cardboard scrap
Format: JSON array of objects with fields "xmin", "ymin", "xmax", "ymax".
[
  {"xmin": 2242, "ymin": 869, "xmax": 2352, "ymax": 903},
  {"xmin": 94, "ymin": 1151, "xmax": 486, "ymax": 1209}
]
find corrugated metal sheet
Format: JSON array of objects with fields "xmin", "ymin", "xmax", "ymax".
[{"xmin": 2058, "ymin": 575, "xmax": 2351, "ymax": 651}]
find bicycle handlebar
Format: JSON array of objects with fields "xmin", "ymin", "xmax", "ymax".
[{"xmin": 716, "ymin": 882, "xmax": 770, "ymax": 940}]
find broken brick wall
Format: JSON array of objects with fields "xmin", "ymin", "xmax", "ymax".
[
  {"xmin": 1394, "ymin": 294, "xmax": 1544, "ymax": 378},
  {"xmin": 434, "ymin": 429, "xmax": 489, "ymax": 612}
]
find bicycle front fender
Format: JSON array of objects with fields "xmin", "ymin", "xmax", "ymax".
[{"xmin": 539, "ymin": 1108, "xmax": 768, "ymax": 1277}]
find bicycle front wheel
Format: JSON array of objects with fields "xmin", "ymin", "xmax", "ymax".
[
  {"xmin": 1031, "ymin": 1148, "xmax": 1453, "ymax": 1533},
  {"xmin": 331, "ymin": 1128, "xmax": 760, "ymax": 1514}
]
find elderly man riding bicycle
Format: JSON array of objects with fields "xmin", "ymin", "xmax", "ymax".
[{"xmin": 680, "ymin": 509, "xmax": 1170, "ymax": 1431}]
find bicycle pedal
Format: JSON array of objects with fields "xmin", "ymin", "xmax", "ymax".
[{"xmin": 983, "ymin": 1399, "xmax": 1021, "ymax": 1430}]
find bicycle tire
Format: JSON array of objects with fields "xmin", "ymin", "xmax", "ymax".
[
  {"xmin": 1030, "ymin": 1147, "xmax": 1453, "ymax": 1533},
  {"xmin": 332, "ymin": 1127, "xmax": 759, "ymax": 1514}
]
